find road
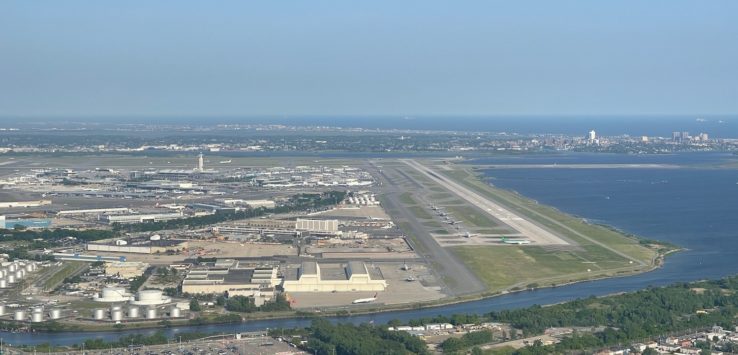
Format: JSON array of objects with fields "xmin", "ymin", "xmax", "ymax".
[{"xmin": 367, "ymin": 161, "xmax": 486, "ymax": 296}]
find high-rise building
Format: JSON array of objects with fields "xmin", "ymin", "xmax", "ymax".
[
  {"xmin": 672, "ymin": 132, "xmax": 681, "ymax": 142},
  {"xmin": 197, "ymin": 153, "xmax": 204, "ymax": 171},
  {"xmin": 588, "ymin": 130, "xmax": 596, "ymax": 141}
]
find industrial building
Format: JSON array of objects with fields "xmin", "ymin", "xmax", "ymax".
[
  {"xmin": 0, "ymin": 215, "xmax": 54, "ymax": 229},
  {"xmin": 56, "ymin": 207, "xmax": 131, "ymax": 216},
  {"xmin": 295, "ymin": 219, "xmax": 339, "ymax": 233},
  {"xmin": 282, "ymin": 261, "xmax": 387, "ymax": 292},
  {"xmin": 219, "ymin": 199, "xmax": 276, "ymax": 209},
  {"xmin": 0, "ymin": 200, "xmax": 52, "ymax": 209},
  {"xmin": 103, "ymin": 212, "xmax": 185, "ymax": 224},
  {"xmin": 87, "ymin": 238, "xmax": 188, "ymax": 254},
  {"xmin": 181, "ymin": 259, "xmax": 279, "ymax": 301}
]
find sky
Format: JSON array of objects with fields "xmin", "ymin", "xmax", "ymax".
[{"xmin": 0, "ymin": 1, "xmax": 737, "ymax": 118}]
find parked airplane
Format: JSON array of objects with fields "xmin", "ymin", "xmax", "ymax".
[
  {"xmin": 501, "ymin": 236, "xmax": 531, "ymax": 245},
  {"xmin": 352, "ymin": 293, "xmax": 378, "ymax": 304}
]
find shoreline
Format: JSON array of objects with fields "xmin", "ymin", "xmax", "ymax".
[
  {"xmin": 1, "ymin": 159, "xmax": 681, "ymax": 336},
  {"xmin": 7, "ymin": 243, "xmax": 678, "ymax": 335}
]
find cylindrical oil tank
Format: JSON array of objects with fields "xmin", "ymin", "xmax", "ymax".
[
  {"xmin": 169, "ymin": 306, "xmax": 181, "ymax": 318},
  {"xmin": 127, "ymin": 306, "xmax": 140, "ymax": 318},
  {"xmin": 25, "ymin": 263, "xmax": 34, "ymax": 272},
  {"xmin": 145, "ymin": 308, "xmax": 157, "ymax": 319},
  {"xmin": 0, "ymin": 304, "xmax": 5, "ymax": 315},
  {"xmin": 136, "ymin": 289, "xmax": 164, "ymax": 303},
  {"xmin": 14, "ymin": 310, "xmax": 26, "ymax": 321},
  {"xmin": 93, "ymin": 308, "xmax": 105, "ymax": 320},
  {"xmin": 111, "ymin": 309, "xmax": 123, "ymax": 321},
  {"xmin": 31, "ymin": 312, "xmax": 44, "ymax": 323},
  {"xmin": 49, "ymin": 308, "xmax": 62, "ymax": 320},
  {"xmin": 0, "ymin": 279, "xmax": 7, "ymax": 288},
  {"xmin": 7, "ymin": 275, "xmax": 16, "ymax": 283},
  {"xmin": 32, "ymin": 306, "xmax": 43, "ymax": 313},
  {"xmin": 0, "ymin": 269, "xmax": 6, "ymax": 278},
  {"xmin": 110, "ymin": 305, "xmax": 122, "ymax": 312},
  {"xmin": 8, "ymin": 264, "xmax": 17, "ymax": 272},
  {"xmin": 15, "ymin": 270, "xmax": 23, "ymax": 279}
]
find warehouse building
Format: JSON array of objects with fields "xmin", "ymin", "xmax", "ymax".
[
  {"xmin": 87, "ymin": 239, "xmax": 188, "ymax": 254},
  {"xmin": 103, "ymin": 212, "xmax": 185, "ymax": 224},
  {"xmin": 282, "ymin": 261, "xmax": 387, "ymax": 292},
  {"xmin": 181, "ymin": 259, "xmax": 280, "ymax": 302},
  {"xmin": 295, "ymin": 219, "xmax": 339, "ymax": 233}
]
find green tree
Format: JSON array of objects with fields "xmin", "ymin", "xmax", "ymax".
[{"xmin": 189, "ymin": 299, "xmax": 202, "ymax": 312}]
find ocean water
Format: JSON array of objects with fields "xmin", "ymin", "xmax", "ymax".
[
  {"xmin": 475, "ymin": 152, "xmax": 738, "ymax": 284},
  {"xmin": 3, "ymin": 115, "xmax": 738, "ymax": 137}
]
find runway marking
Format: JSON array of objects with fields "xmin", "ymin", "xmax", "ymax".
[{"xmin": 401, "ymin": 159, "xmax": 570, "ymax": 246}]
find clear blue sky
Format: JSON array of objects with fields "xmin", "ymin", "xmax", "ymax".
[{"xmin": 1, "ymin": 1, "xmax": 736, "ymax": 117}]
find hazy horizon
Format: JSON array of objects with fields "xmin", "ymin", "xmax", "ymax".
[{"xmin": 2, "ymin": 1, "xmax": 737, "ymax": 117}]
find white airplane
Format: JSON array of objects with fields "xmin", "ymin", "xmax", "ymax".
[
  {"xmin": 219, "ymin": 160, "xmax": 232, "ymax": 164},
  {"xmin": 352, "ymin": 293, "xmax": 378, "ymax": 304},
  {"xmin": 501, "ymin": 237, "xmax": 531, "ymax": 245}
]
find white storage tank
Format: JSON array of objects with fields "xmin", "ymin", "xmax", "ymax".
[
  {"xmin": 14, "ymin": 310, "xmax": 26, "ymax": 321},
  {"xmin": 31, "ymin": 312, "xmax": 44, "ymax": 323},
  {"xmin": 111, "ymin": 309, "xmax": 123, "ymax": 321},
  {"xmin": 145, "ymin": 308, "xmax": 157, "ymax": 319},
  {"xmin": 0, "ymin": 304, "xmax": 5, "ymax": 316},
  {"xmin": 93, "ymin": 309, "xmax": 106, "ymax": 320},
  {"xmin": 131, "ymin": 289, "xmax": 170, "ymax": 305},
  {"xmin": 25, "ymin": 263, "xmax": 34, "ymax": 272},
  {"xmin": 7, "ymin": 275, "xmax": 15, "ymax": 283},
  {"xmin": 110, "ymin": 305, "xmax": 122, "ymax": 311},
  {"xmin": 0, "ymin": 279, "xmax": 7, "ymax": 288},
  {"xmin": 127, "ymin": 306, "xmax": 140, "ymax": 318},
  {"xmin": 169, "ymin": 306, "xmax": 181, "ymax": 318},
  {"xmin": 0, "ymin": 269, "xmax": 6, "ymax": 278},
  {"xmin": 32, "ymin": 306, "xmax": 43, "ymax": 313},
  {"xmin": 15, "ymin": 270, "xmax": 23, "ymax": 279},
  {"xmin": 49, "ymin": 308, "xmax": 62, "ymax": 320},
  {"xmin": 95, "ymin": 287, "xmax": 132, "ymax": 303},
  {"xmin": 8, "ymin": 264, "xmax": 17, "ymax": 272}
]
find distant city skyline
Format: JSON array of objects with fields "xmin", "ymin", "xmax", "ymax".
[{"xmin": 1, "ymin": 1, "xmax": 737, "ymax": 117}]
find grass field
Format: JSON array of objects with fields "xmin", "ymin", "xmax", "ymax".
[
  {"xmin": 432, "ymin": 163, "xmax": 665, "ymax": 292},
  {"xmin": 444, "ymin": 205, "xmax": 501, "ymax": 228},
  {"xmin": 43, "ymin": 262, "xmax": 88, "ymax": 291}
]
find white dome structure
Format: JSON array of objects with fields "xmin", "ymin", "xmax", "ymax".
[
  {"xmin": 94, "ymin": 286, "xmax": 134, "ymax": 303},
  {"xmin": 131, "ymin": 289, "xmax": 171, "ymax": 306}
]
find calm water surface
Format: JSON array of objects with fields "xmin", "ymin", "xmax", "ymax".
[{"xmin": 5, "ymin": 152, "xmax": 738, "ymax": 346}]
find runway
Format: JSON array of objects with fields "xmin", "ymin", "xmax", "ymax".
[{"xmin": 401, "ymin": 159, "xmax": 570, "ymax": 246}]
